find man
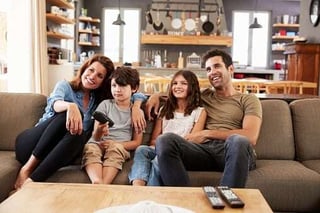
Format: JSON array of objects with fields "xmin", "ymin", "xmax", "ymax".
[{"xmin": 146, "ymin": 49, "xmax": 262, "ymax": 188}]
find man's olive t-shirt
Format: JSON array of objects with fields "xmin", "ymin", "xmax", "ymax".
[{"xmin": 201, "ymin": 88, "xmax": 262, "ymax": 130}]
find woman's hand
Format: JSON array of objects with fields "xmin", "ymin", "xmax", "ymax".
[{"xmin": 66, "ymin": 103, "xmax": 83, "ymax": 135}]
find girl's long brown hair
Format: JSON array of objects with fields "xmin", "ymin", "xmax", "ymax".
[
  {"xmin": 159, "ymin": 70, "xmax": 201, "ymax": 120},
  {"xmin": 69, "ymin": 54, "xmax": 115, "ymax": 104}
]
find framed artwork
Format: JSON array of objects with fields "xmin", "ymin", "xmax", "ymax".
[{"xmin": 310, "ymin": 0, "xmax": 320, "ymax": 26}]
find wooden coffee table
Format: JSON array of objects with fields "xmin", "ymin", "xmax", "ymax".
[{"xmin": 0, "ymin": 182, "xmax": 272, "ymax": 213}]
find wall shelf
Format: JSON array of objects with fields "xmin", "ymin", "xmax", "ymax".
[
  {"xmin": 47, "ymin": 31, "xmax": 73, "ymax": 40},
  {"xmin": 141, "ymin": 34, "xmax": 232, "ymax": 46},
  {"xmin": 47, "ymin": 0, "xmax": 74, "ymax": 9},
  {"xmin": 46, "ymin": 13, "xmax": 74, "ymax": 24}
]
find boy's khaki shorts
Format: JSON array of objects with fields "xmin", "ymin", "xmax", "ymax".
[{"xmin": 82, "ymin": 142, "xmax": 130, "ymax": 170}]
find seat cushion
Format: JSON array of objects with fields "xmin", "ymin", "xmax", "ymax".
[
  {"xmin": 246, "ymin": 160, "xmax": 320, "ymax": 212},
  {"xmin": 0, "ymin": 151, "xmax": 21, "ymax": 202}
]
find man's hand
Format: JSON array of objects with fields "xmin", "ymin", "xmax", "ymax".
[
  {"xmin": 131, "ymin": 104, "xmax": 146, "ymax": 134},
  {"xmin": 145, "ymin": 93, "xmax": 161, "ymax": 120},
  {"xmin": 184, "ymin": 131, "xmax": 207, "ymax": 144}
]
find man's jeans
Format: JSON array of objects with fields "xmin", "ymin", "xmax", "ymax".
[
  {"xmin": 128, "ymin": 145, "xmax": 162, "ymax": 186},
  {"xmin": 156, "ymin": 132, "xmax": 256, "ymax": 188}
]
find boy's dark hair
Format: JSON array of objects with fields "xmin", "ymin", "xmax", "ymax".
[
  {"xmin": 160, "ymin": 70, "xmax": 201, "ymax": 120},
  {"xmin": 202, "ymin": 49, "xmax": 233, "ymax": 69},
  {"xmin": 110, "ymin": 66, "xmax": 140, "ymax": 91}
]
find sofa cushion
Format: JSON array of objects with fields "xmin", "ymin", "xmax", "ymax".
[
  {"xmin": 0, "ymin": 151, "xmax": 21, "ymax": 202},
  {"xmin": 290, "ymin": 98, "xmax": 320, "ymax": 162},
  {"xmin": 246, "ymin": 160, "xmax": 320, "ymax": 212},
  {"xmin": 0, "ymin": 92, "xmax": 47, "ymax": 151},
  {"xmin": 255, "ymin": 100, "xmax": 295, "ymax": 160}
]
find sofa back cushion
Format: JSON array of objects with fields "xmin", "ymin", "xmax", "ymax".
[
  {"xmin": 0, "ymin": 92, "xmax": 47, "ymax": 151},
  {"xmin": 290, "ymin": 98, "xmax": 320, "ymax": 161},
  {"xmin": 255, "ymin": 100, "xmax": 295, "ymax": 160}
]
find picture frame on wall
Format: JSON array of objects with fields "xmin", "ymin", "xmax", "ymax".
[{"xmin": 310, "ymin": 0, "xmax": 320, "ymax": 26}]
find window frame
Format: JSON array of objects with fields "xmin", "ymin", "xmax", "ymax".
[{"xmin": 232, "ymin": 10, "xmax": 271, "ymax": 69}]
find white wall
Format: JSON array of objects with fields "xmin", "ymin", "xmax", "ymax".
[{"xmin": 7, "ymin": 0, "xmax": 33, "ymax": 92}]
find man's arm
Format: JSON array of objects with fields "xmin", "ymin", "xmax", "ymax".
[{"xmin": 185, "ymin": 115, "xmax": 262, "ymax": 146}]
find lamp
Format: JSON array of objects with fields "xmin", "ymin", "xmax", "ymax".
[
  {"xmin": 113, "ymin": 0, "xmax": 125, "ymax": 25},
  {"xmin": 249, "ymin": 17, "xmax": 262, "ymax": 29},
  {"xmin": 249, "ymin": 0, "xmax": 262, "ymax": 29}
]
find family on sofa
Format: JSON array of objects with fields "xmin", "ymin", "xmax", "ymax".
[
  {"xmin": 1, "ymin": 49, "xmax": 319, "ymax": 212},
  {"xmin": 15, "ymin": 49, "xmax": 260, "ymax": 190}
]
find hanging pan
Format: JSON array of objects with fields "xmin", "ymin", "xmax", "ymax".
[
  {"xmin": 202, "ymin": 13, "xmax": 214, "ymax": 34},
  {"xmin": 185, "ymin": 11, "xmax": 196, "ymax": 31},
  {"xmin": 145, "ymin": 9, "xmax": 153, "ymax": 25},
  {"xmin": 153, "ymin": 9, "xmax": 164, "ymax": 31},
  {"xmin": 171, "ymin": 11, "xmax": 182, "ymax": 30}
]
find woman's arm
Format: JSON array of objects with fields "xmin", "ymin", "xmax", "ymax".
[{"xmin": 54, "ymin": 100, "xmax": 83, "ymax": 135}]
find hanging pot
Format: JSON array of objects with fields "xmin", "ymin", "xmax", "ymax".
[
  {"xmin": 153, "ymin": 10, "xmax": 164, "ymax": 31},
  {"xmin": 202, "ymin": 13, "xmax": 214, "ymax": 34},
  {"xmin": 171, "ymin": 11, "xmax": 182, "ymax": 30},
  {"xmin": 145, "ymin": 10, "xmax": 153, "ymax": 25},
  {"xmin": 185, "ymin": 12, "xmax": 196, "ymax": 31}
]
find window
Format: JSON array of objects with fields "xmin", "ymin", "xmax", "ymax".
[
  {"xmin": 103, "ymin": 8, "xmax": 141, "ymax": 64},
  {"xmin": 232, "ymin": 11, "xmax": 271, "ymax": 68}
]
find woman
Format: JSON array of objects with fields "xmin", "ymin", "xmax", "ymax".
[{"xmin": 14, "ymin": 54, "xmax": 146, "ymax": 189}]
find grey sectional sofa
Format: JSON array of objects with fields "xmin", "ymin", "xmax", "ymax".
[{"xmin": 0, "ymin": 92, "xmax": 319, "ymax": 212}]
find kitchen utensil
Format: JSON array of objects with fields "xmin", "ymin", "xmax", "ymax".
[
  {"xmin": 153, "ymin": 10, "xmax": 164, "ymax": 31},
  {"xmin": 185, "ymin": 12, "xmax": 196, "ymax": 31},
  {"xmin": 171, "ymin": 11, "xmax": 182, "ymax": 30},
  {"xmin": 202, "ymin": 13, "xmax": 214, "ymax": 34},
  {"xmin": 145, "ymin": 10, "xmax": 153, "ymax": 24}
]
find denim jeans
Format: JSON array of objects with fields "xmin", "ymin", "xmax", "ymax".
[
  {"xmin": 155, "ymin": 132, "xmax": 256, "ymax": 188},
  {"xmin": 128, "ymin": 145, "xmax": 162, "ymax": 186}
]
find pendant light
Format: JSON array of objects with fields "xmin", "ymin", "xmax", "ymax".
[
  {"xmin": 249, "ymin": 0, "xmax": 262, "ymax": 29},
  {"xmin": 249, "ymin": 17, "xmax": 262, "ymax": 29},
  {"xmin": 113, "ymin": 0, "xmax": 125, "ymax": 25}
]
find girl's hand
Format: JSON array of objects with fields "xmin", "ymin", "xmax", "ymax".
[{"xmin": 66, "ymin": 103, "xmax": 83, "ymax": 135}]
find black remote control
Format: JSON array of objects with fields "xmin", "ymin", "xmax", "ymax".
[
  {"xmin": 216, "ymin": 186, "xmax": 245, "ymax": 208},
  {"xmin": 203, "ymin": 186, "xmax": 225, "ymax": 209},
  {"xmin": 92, "ymin": 111, "xmax": 114, "ymax": 127}
]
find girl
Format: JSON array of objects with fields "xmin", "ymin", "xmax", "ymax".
[
  {"xmin": 82, "ymin": 67, "xmax": 143, "ymax": 184},
  {"xmin": 128, "ymin": 70, "xmax": 207, "ymax": 186},
  {"xmin": 14, "ymin": 55, "xmax": 146, "ymax": 189}
]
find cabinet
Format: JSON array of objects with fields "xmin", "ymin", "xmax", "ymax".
[
  {"xmin": 78, "ymin": 16, "xmax": 100, "ymax": 47},
  {"xmin": 271, "ymin": 23, "xmax": 299, "ymax": 69},
  {"xmin": 46, "ymin": 0, "xmax": 74, "ymax": 64},
  {"xmin": 272, "ymin": 24, "xmax": 299, "ymax": 51},
  {"xmin": 46, "ymin": 0, "xmax": 74, "ymax": 40},
  {"xmin": 284, "ymin": 43, "xmax": 320, "ymax": 95}
]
